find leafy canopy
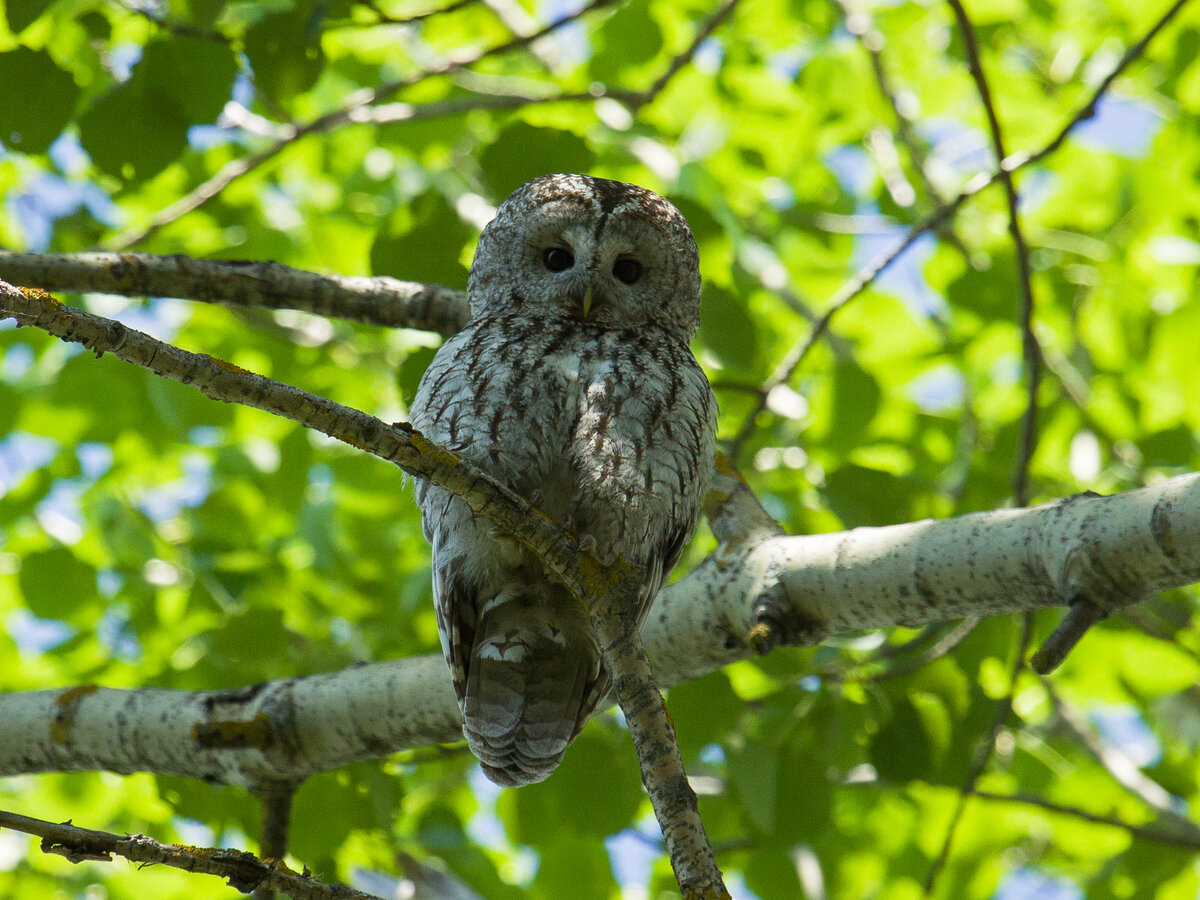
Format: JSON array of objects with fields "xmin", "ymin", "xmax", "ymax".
[{"xmin": 2, "ymin": 0, "xmax": 1200, "ymax": 897}]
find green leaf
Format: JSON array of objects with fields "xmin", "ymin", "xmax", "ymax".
[
  {"xmin": 371, "ymin": 191, "xmax": 471, "ymax": 288},
  {"xmin": 244, "ymin": 6, "xmax": 326, "ymax": 106},
  {"xmin": 699, "ymin": 282, "xmax": 759, "ymax": 370},
  {"xmin": 726, "ymin": 736, "xmax": 778, "ymax": 833},
  {"xmin": 0, "ymin": 48, "xmax": 80, "ymax": 153},
  {"xmin": 397, "ymin": 345, "xmax": 439, "ymax": 407},
  {"xmin": 823, "ymin": 464, "xmax": 916, "ymax": 527},
  {"xmin": 4, "ymin": 0, "xmax": 53, "ymax": 33},
  {"xmin": 589, "ymin": 0, "xmax": 663, "ymax": 82},
  {"xmin": 502, "ymin": 726, "xmax": 643, "ymax": 844},
  {"xmin": 479, "ymin": 123, "xmax": 596, "ymax": 201},
  {"xmin": 139, "ymin": 36, "xmax": 238, "ymax": 124},
  {"xmin": 531, "ymin": 839, "xmax": 616, "ymax": 900},
  {"xmin": 828, "ymin": 359, "xmax": 881, "ymax": 450},
  {"xmin": 77, "ymin": 37, "xmax": 236, "ymax": 181},
  {"xmin": 18, "ymin": 548, "xmax": 96, "ymax": 620}
]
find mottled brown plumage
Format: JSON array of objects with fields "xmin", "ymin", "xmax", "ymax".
[{"xmin": 410, "ymin": 175, "xmax": 716, "ymax": 786}]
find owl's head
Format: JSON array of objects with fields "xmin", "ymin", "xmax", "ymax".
[{"xmin": 468, "ymin": 174, "xmax": 702, "ymax": 338}]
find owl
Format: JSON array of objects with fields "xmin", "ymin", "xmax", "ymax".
[{"xmin": 409, "ymin": 174, "xmax": 717, "ymax": 786}]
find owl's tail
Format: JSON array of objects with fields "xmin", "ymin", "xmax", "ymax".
[{"xmin": 463, "ymin": 605, "xmax": 603, "ymax": 787}]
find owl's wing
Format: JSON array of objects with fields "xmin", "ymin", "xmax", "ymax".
[{"xmin": 426, "ymin": 503, "xmax": 476, "ymax": 706}]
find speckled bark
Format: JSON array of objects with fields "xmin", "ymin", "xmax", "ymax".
[
  {"xmin": 0, "ymin": 251, "xmax": 470, "ymax": 336},
  {"xmin": 590, "ymin": 590, "xmax": 729, "ymax": 897}
]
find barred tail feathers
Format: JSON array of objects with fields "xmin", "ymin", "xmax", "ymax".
[{"xmin": 463, "ymin": 596, "xmax": 600, "ymax": 787}]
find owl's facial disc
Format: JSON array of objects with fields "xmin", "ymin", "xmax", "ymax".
[{"xmin": 468, "ymin": 174, "xmax": 702, "ymax": 338}]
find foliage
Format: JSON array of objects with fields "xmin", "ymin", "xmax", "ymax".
[{"xmin": 2, "ymin": 0, "xmax": 1200, "ymax": 897}]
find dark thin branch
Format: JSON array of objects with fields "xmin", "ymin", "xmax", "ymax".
[
  {"xmin": 109, "ymin": 0, "xmax": 230, "ymax": 42},
  {"xmin": 1030, "ymin": 601, "xmax": 1108, "ymax": 674},
  {"xmin": 945, "ymin": 0, "xmax": 1040, "ymax": 507},
  {"xmin": 327, "ymin": 0, "xmax": 479, "ymax": 28},
  {"xmin": 1024, "ymin": 0, "xmax": 1194, "ymax": 168},
  {"xmin": 970, "ymin": 790, "xmax": 1200, "ymax": 851},
  {"xmin": 922, "ymin": 614, "xmax": 1033, "ymax": 896},
  {"xmin": 624, "ymin": 0, "xmax": 740, "ymax": 109},
  {"xmin": 826, "ymin": 618, "xmax": 980, "ymax": 683},
  {"xmin": 832, "ymin": 0, "xmax": 975, "ymax": 261},
  {"xmin": 0, "ymin": 810, "xmax": 378, "ymax": 900},
  {"xmin": 253, "ymin": 785, "xmax": 298, "ymax": 900},
  {"xmin": 725, "ymin": 0, "xmax": 1192, "ymax": 463}
]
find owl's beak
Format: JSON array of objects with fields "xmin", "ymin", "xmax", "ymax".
[{"xmin": 580, "ymin": 285, "xmax": 595, "ymax": 319}]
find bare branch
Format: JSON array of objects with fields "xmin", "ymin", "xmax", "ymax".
[
  {"xmin": 945, "ymin": 0, "xmax": 1040, "ymax": 507},
  {"xmin": 0, "ymin": 810, "xmax": 379, "ymax": 900},
  {"xmin": 3, "ymin": 462, "xmax": 1200, "ymax": 781},
  {"xmin": 0, "ymin": 251, "xmax": 469, "ymax": 336}
]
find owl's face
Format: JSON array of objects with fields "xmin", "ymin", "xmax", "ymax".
[{"xmin": 468, "ymin": 174, "xmax": 702, "ymax": 338}]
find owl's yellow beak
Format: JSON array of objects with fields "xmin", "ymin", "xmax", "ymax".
[{"xmin": 580, "ymin": 286, "xmax": 595, "ymax": 319}]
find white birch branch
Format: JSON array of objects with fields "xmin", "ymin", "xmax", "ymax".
[{"xmin": 3, "ymin": 470, "xmax": 1198, "ymax": 783}]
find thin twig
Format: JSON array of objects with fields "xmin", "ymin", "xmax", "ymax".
[
  {"xmin": 1042, "ymin": 677, "xmax": 1183, "ymax": 817},
  {"xmin": 109, "ymin": 0, "xmax": 229, "ymax": 42},
  {"xmin": 626, "ymin": 0, "xmax": 741, "ymax": 109},
  {"xmin": 0, "ymin": 809, "xmax": 378, "ymax": 900},
  {"xmin": 945, "ymin": 0, "xmax": 1040, "ymax": 507},
  {"xmin": 826, "ymin": 618, "xmax": 980, "ymax": 683},
  {"xmin": 922, "ymin": 614, "xmax": 1033, "ymax": 896},
  {"xmin": 253, "ymin": 785, "xmax": 297, "ymax": 900},
  {"xmin": 833, "ymin": 0, "xmax": 975, "ymax": 261},
  {"xmin": 725, "ymin": 0, "xmax": 1194, "ymax": 463},
  {"xmin": 970, "ymin": 790, "xmax": 1200, "ymax": 850},
  {"xmin": 326, "ymin": 0, "xmax": 479, "ymax": 29}
]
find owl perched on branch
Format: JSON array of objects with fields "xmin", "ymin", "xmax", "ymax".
[{"xmin": 410, "ymin": 174, "xmax": 717, "ymax": 786}]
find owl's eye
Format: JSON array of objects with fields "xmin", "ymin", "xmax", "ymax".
[
  {"xmin": 543, "ymin": 247, "xmax": 574, "ymax": 272},
  {"xmin": 612, "ymin": 256, "xmax": 642, "ymax": 285}
]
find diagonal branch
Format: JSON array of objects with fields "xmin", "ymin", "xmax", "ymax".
[{"xmin": 0, "ymin": 281, "xmax": 729, "ymax": 898}]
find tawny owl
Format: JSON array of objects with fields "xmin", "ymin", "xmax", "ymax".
[{"xmin": 409, "ymin": 174, "xmax": 717, "ymax": 786}]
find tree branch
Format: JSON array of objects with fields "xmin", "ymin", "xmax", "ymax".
[
  {"xmin": 0, "ymin": 810, "xmax": 379, "ymax": 900},
  {"xmin": 0, "ymin": 251, "xmax": 470, "ymax": 336},
  {"xmin": 0, "ymin": 281, "xmax": 729, "ymax": 896},
  {"xmin": 1, "ymin": 285, "xmax": 1196, "ymax": 782}
]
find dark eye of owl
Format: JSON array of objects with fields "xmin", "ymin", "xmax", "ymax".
[
  {"xmin": 612, "ymin": 256, "xmax": 642, "ymax": 285},
  {"xmin": 543, "ymin": 247, "xmax": 574, "ymax": 272}
]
